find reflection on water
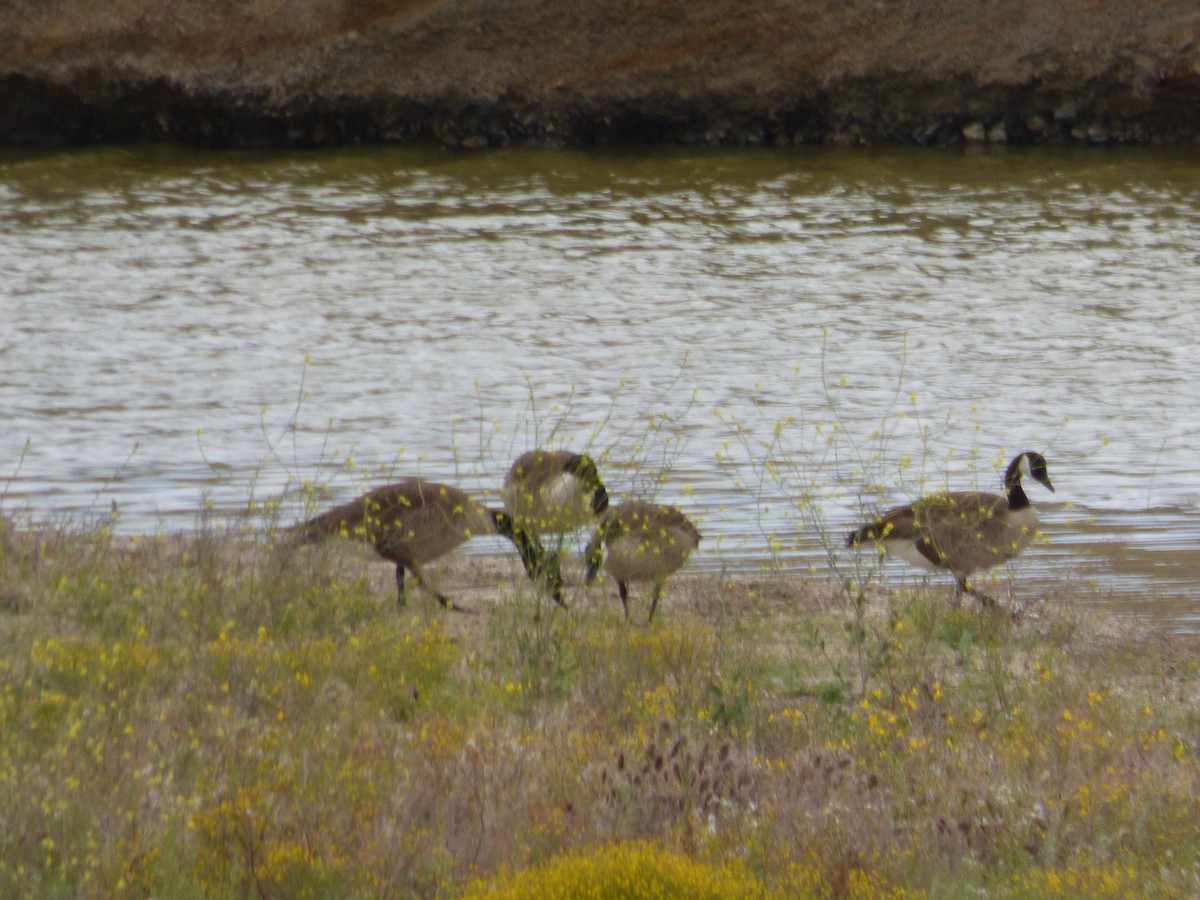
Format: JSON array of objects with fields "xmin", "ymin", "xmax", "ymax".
[{"xmin": 2, "ymin": 146, "xmax": 1199, "ymax": 628}]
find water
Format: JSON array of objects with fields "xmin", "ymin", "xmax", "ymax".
[{"xmin": 3, "ymin": 145, "xmax": 1199, "ymax": 627}]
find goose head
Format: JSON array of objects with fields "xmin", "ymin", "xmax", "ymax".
[{"xmin": 1009, "ymin": 451, "xmax": 1055, "ymax": 494}]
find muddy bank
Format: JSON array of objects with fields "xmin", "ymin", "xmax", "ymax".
[{"xmin": 2, "ymin": 0, "xmax": 1199, "ymax": 149}]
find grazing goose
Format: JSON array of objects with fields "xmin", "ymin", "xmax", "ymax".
[
  {"xmin": 845, "ymin": 451, "xmax": 1055, "ymax": 606},
  {"xmin": 291, "ymin": 478, "xmax": 555, "ymax": 609},
  {"xmin": 584, "ymin": 501, "xmax": 702, "ymax": 623},
  {"xmin": 503, "ymin": 449, "xmax": 609, "ymax": 606},
  {"xmin": 502, "ymin": 449, "xmax": 609, "ymax": 535}
]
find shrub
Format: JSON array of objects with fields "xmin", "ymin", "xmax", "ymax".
[{"xmin": 460, "ymin": 841, "xmax": 771, "ymax": 900}]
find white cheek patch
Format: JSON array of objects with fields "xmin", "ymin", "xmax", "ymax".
[{"xmin": 1018, "ymin": 454, "xmax": 1033, "ymax": 478}]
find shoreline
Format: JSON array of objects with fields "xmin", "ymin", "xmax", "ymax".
[
  {"xmin": 6, "ymin": 526, "xmax": 1170, "ymax": 633},
  {"xmin": 3, "ymin": 1, "xmax": 1199, "ymax": 149}
]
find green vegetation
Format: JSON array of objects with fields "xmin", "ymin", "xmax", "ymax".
[{"xmin": 0, "ymin": 514, "xmax": 1196, "ymax": 899}]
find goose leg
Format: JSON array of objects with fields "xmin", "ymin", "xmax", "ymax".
[
  {"xmin": 952, "ymin": 577, "xmax": 968, "ymax": 608},
  {"xmin": 647, "ymin": 579, "xmax": 664, "ymax": 625},
  {"xmin": 509, "ymin": 526, "xmax": 564, "ymax": 608},
  {"xmin": 395, "ymin": 565, "xmax": 408, "ymax": 607},
  {"xmin": 551, "ymin": 536, "xmax": 569, "ymax": 608},
  {"xmin": 618, "ymin": 582, "xmax": 630, "ymax": 620},
  {"xmin": 960, "ymin": 576, "xmax": 997, "ymax": 610},
  {"xmin": 541, "ymin": 548, "xmax": 566, "ymax": 608},
  {"xmin": 972, "ymin": 590, "xmax": 998, "ymax": 610},
  {"xmin": 407, "ymin": 564, "xmax": 462, "ymax": 612}
]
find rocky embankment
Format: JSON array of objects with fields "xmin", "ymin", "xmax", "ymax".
[{"xmin": 2, "ymin": 0, "xmax": 1199, "ymax": 149}]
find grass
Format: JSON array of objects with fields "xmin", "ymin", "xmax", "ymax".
[{"xmin": 0, "ymin": 515, "xmax": 1198, "ymax": 899}]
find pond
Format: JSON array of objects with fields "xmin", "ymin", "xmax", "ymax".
[{"xmin": 3, "ymin": 145, "xmax": 1199, "ymax": 627}]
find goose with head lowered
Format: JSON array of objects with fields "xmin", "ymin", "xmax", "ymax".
[
  {"xmin": 845, "ymin": 451, "xmax": 1055, "ymax": 607},
  {"xmin": 290, "ymin": 478, "xmax": 558, "ymax": 610},
  {"xmin": 584, "ymin": 501, "xmax": 701, "ymax": 624},
  {"xmin": 502, "ymin": 448, "xmax": 609, "ymax": 604},
  {"xmin": 502, "ymin": 449, "xmax": 609, "ymax": 536}
]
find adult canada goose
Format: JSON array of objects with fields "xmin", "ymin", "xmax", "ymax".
[
  {"xmin": 503, "ymin": 449, "xmax": 609, "ymax": 606},
  {"xmin": 502, "ymin": 449, "xmax": 609, "ymax": 536},
  {"xmin": 584, "ymin": 502, "xmax": 702, "ymax": 623},
  {"xmin": 845, "ymin": 451, "xmax": 1055, "ymax": 606},
  {"xmin": 291, "ymin": 478, "xmax": 556, "ymax": 609}
]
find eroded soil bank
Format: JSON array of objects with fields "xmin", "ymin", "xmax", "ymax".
[{"xmin": 2, "ymin": 0, "xmax": 1200, "ymax": 149}]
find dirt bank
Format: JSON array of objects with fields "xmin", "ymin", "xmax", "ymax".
[{"xmin": 2, "ymin": 0, "xmax": 1199, "ymax": 149}]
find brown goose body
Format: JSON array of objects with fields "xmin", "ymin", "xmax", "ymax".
[
  {"xmin": 502, "ymin": 449, "xmax": 609, "ymax": 536},
  {"xmin": 292, "ymin": 478, "xmax": 550, "ymax": 608},
  {"xmin": 846, "ymin": 451, "xmax": 1055, "ymax": 604},
  {"xmin": 584, "ymin": 501, "xmax": 701, "ymax": 623}
]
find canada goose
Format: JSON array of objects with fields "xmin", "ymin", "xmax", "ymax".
[
  {"xmin": 291, "ymin": 478, "xmax": 556, "ymax": 609},
  {"xmin": 502, "ymin": 449, "xmax": 609, "ymax": 606},
  {"xmin": 502, "ymin": 449, "xmax": 609, "ymax": 535},
  {"xmin": 584, "ymin": 502, "xmax": 702, "ymax": 623},
  {"xmin": 845, "ymin": 451, "xmax": 1055, "ymax": 606}
]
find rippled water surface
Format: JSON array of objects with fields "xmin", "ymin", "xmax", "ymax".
[{"xmin": 3, "ymin": 146, "xmax": 1199, "ymax": 626}]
